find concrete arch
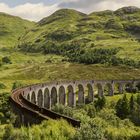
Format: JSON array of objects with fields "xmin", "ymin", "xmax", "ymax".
[
  {"xmin": 78, "ymin": 84, "xmax": 85, "ymax": 104},
  {"xmin": 104, "ymin": 83, "xmax": 114, "ymax": 96},
  {"xmin": 44, "ymin": 88, "xmax": 50, "ymax": 109},
  {"xmin": 59, "ymin": 86, "xmax": 66, "ymax": 105},
  {"xmin": 87, "ymin": 84, "xmax": 94, "ymax": 103},
  {"xmin": 67, "ymin": 85, "xmax": 75, "ymax": 107},
  {"xmin": 31, "ymin": 91, "xmax": 36, "ymax": 104},
  {"xmin": 38, "ymin": 89, "xmax": 43, "ymax": 107},
  {"xmin": 51, "ymin": 87, "xmax": 57, "ymax": 107},
  {"xmin": 96, "ymin": 83, "xmax": 104, "ymax": 97}
]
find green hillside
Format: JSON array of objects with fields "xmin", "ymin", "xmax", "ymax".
[
  {"xmin": 19, "ymin": 6, "xmax": 140, "ymax": 67},
  {"xmin": 0, "ymin": 8, "xmax": 139, "ymax": 140},
  {"xmin": 0, "ymin": 12, "xmax": 35, "ymax": 48},
  {"xmin": 0, "ymin": 7, "xmax": 139, "ymax": 94}
]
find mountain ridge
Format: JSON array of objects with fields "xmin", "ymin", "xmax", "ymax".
[
  {"xmin": 0, "ymin": 6, "xmax": 140, "ymax": 67},
  {"xmin": 17, "ymin": 6, "xmax": 140, "ymax": 65}
]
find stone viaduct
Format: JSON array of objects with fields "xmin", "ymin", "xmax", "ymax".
[{"xmin": 23, "ymin": 79, "xmax": 140, "ymax": 109}]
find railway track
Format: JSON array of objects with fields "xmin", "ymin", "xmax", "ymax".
[{"xmin": 10, "ymin": 88, "xmax": 81, "ymax": 127}]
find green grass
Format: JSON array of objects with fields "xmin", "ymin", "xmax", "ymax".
[
  {"xmin": 19, "ymin": 7, "xmax": 140, "ymax": 62},
  {"xmin": 0, "ymin": 50, "xmax": 140, "ymax": 92},
  {"xmin": 0, "ymin": 7, "xmax": 139, "ymax": 93},
  {"xmin": 106, "ymin": 93, "xmax": 139, "ymax": 103},
  {"xmin": 0, "ymin": 12, "xmax": 35, "ymax": 48}
]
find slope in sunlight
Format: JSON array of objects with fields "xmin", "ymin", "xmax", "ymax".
[{"xmin": 18, "ymin": 7, "xmax": 140, "ymax": 63}]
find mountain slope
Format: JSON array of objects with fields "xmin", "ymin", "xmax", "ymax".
[
  {"xmin": 0, "ymin": 12, "xmax": 35, "ymax": 48},
  {"xmin": 19, "ymin": 7, "xmax": 140, "ymax": 64}
]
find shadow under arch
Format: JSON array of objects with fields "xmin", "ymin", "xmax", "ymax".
[
  {"xmin": 136, "ymin": 82, "xmax": 140, "ymax": 92},
  {"xmin": 44, "ymin": 88, "xmax": 50, "ymax": 109},
  {"xmin": 77, "ymin": 84, "xmax": 85, "ymax": 104},
  {"xmin": 67, "ymin": 85, "xmax": 75, "ymax": 107},
  {"xmin": 31, "ymin": 91, "xmax": 36, "ymax": 104},
  {"xmin": 27, "ymin": 93, "xmax": 30, "ymax": 101},
  {"xmin": 125, "ymin": 82, "xmax": 134, "ymax": 93},
  {"xmin": 86, "ymin": 83, "xmax": 94, "ymax": 103},
  {"xmin": 51, "ymin": 87, "xmax": 57, "ymax": 107},
  {"xmin": 59, "ymin": 86, "xmax": 66, "ymax": 105},
  {"xmin": 38, "ymin": 89, "xmax": 43, "ymax": 107},
  {"xmin": 115, "ymin": 82, "xmax": 126, "ymax": 94},
  {"xmin": 96, "ymin": 83, "xmax": 104, "ymax": 97},
  {"xmin": 104, "ymin": 83, "xmax": 114, "ymax": 96}
]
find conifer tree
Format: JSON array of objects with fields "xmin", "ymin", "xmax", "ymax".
[
  {"xmin": 116, "ymin": 94, "xmax": 129, "ymax": 119},
  {"xmin": 130, "ymin": 95, "xmax": 135, "ymax": 112}
]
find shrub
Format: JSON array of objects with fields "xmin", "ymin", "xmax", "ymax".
[
  {"xmin": 48, "ymin": 29, "xmax": 74, "ymax": 41},
  {"xmin": 105, "ymin": 19, "xmax": 124, "ymax": 30},
  {"xmin": 2, "ymin": 57, "xmax": 12, "ymax": 64},
  {"xmin": 115, "ymin": 94, "xmax": 130, "ymax": 119},
  {"xmin": 95, "ymin": 96, "xmax": 106, "ymax": 110},
  {"xmin": 0, "ymin": 83, "xmax": 6, "ymax": 89},
  {"xmin": 12, "ymin": 81, "xmax": 23, "ymax": 90},
  {"xmin": 74, "ymin": 118, "xmax": 105, "ymax": 140},
  {"xmin": 84, "ymin": 104, "xmax": 96, "ymax": 118}
]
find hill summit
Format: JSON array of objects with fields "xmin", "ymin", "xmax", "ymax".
[
  {"xmin": 8, "ymin": 6, "xmax": 139, "ymax": 67},
  {"xmin": 115, "ymin": 6, "xmax": 140, "ymax": 15},
  {"xmin": 39, "ymin": 9, "xmax": 86, "ymax": 26}
]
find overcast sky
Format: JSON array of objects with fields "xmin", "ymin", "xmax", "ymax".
[{"xmin": 0, "ymin": 0, "xmax": 140, "ymax": 21}]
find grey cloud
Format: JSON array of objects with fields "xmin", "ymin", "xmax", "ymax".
[
  {"xmin": 58, "ymin": 0, "xmax": 140, "ymax": 13},
  {"xmin": 59, "ymin": 0, "xmax": 104, "ymax": 9}
]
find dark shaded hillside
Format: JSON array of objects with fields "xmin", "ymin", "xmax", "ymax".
[{"xmin": 18, "ymin": 6, "xmax": 140, "ymax": 67}]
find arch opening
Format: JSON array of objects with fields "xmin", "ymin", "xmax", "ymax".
[
  {"xmin": 96, "ymin": 83, "xmax": 104, "ymax": 97},
  {"xmin": 104, "ymin": 83, "xmax": 114, "ymax": 96},
  {"xmin": 125, "ymin": 82, "xmax": 134, "ymax": 93},
  {"xmin": 38, "ymin": 89, "xmax": 43, "ymax": 107},
  {"xmin": 51, "ymin": 87, "xmax": 57, "ymax": 107},
  {"xmin": 44, "ymin": 88, "xmax": 50, "ymax": 109},
  {"xmin": 31, "ymin": 91, "xmax": 36, "ymax": 104},
  {"xmin": 77, "ymin": 84, "xmax": 85, "ymax": 104},
  {"xmin": 27, "ymin": 94, "xmax": 30, "ymax": 101},
  {"xmin": 59, "ymin": 86, "xmax": 66, "ymax": 105},
  {"xmin": 86, "ymin": 84, "xmax": 94, "ymax": 103},
  {"xmin": 67, "ymin": 85, "xmax": 75, "ymax": 107},
  {"xmin": 136, "ymin": 82, "xmax": 140, "ymax": 92}
]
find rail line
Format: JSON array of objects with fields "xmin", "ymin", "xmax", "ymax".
[{"xmin": 10, "ymin": 87, "xmax": 81, "ymax": 127}]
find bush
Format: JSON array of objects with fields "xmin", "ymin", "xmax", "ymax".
[
  {"xmin": 48, "ymin": 29, "xmax": 74, "ymax": 41},
  {"xmin": 116, "ymin": 94, "xmax": 130, "ymax": 119},
  {"xmin": 52, "ymin": 104, "xmax": 74, "ymax": 117},
  {"xmin": 2, "ymin": 120, "xmax": 75, "ymax": 140},
  {"xmin": 95, "ymin": 96, "xmax": 106, "ymax": 110},
  {"xmin": 2, "ymin": 57, "xmax": 12, "ymax": 64},
  {"xmin": 84, "ymin": 104, "xmax": 96, "ymax": 118},
  {"xmin": 74, "ymin": 118, "xmax": 105, "ymax": 140},
  {"xmin": 105, "ymin": 19, "xmax": 124, "ymax": 30},
  {"xmin": 12, "ymin": 81, "xmax": 23, "ymax": 90},
  {"xmin": 0, "ymin": 83, "xmax": 6, "ymax": 89}
]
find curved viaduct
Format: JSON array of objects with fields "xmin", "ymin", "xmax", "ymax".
[{"xmin": 10, "ymin": 79, "xmax": 140, "ymax": 127}]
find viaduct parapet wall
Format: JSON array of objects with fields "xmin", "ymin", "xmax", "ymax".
[{"xmin": 22, "ymin": 79, "xmax": 140, "ymax": 109}]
